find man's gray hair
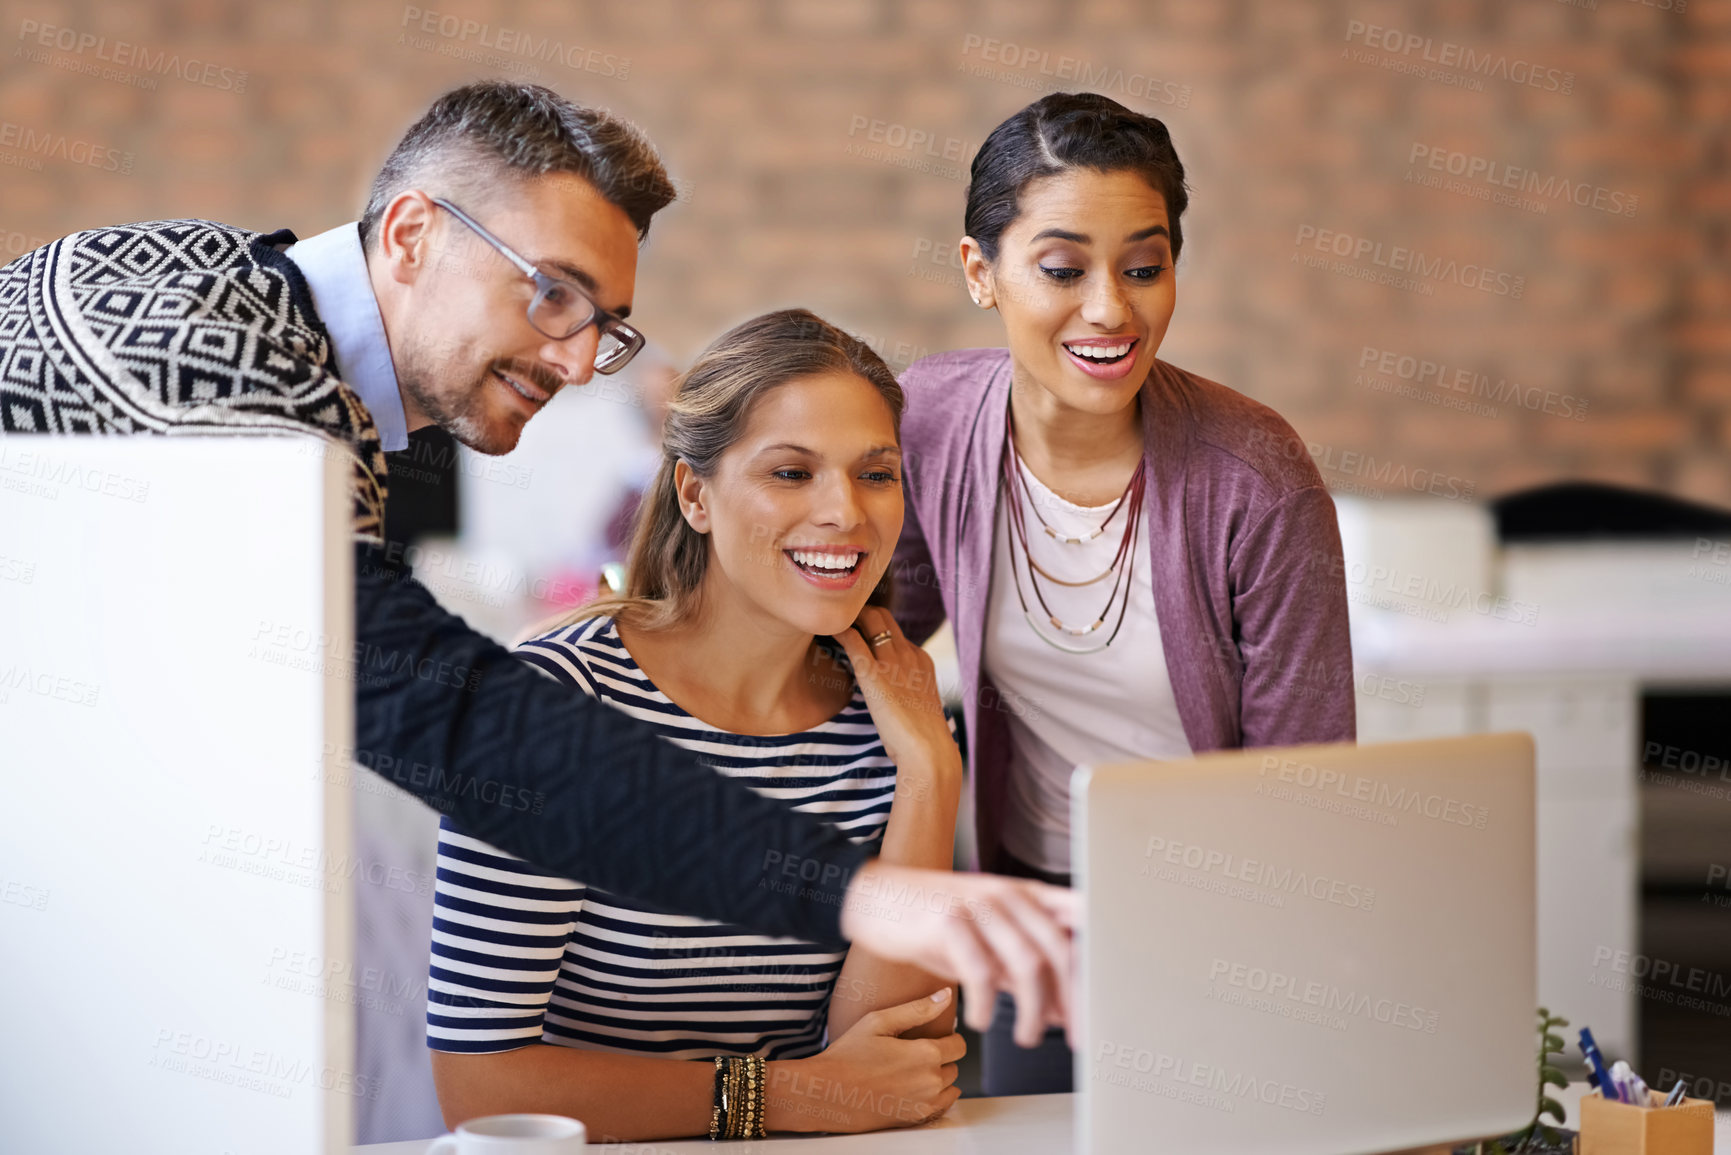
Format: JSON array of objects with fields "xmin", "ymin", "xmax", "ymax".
[{"xmin": 359, "ymin": 81, "xmax": 676, "ymax": 251}]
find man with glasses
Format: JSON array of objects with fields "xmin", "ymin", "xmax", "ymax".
[
  {"xmin": 431, "ymin": 196, "xmax": 645, "ymax": 372},
  {"xmin": 0, "ymin": 80, "xmax": 1076, "ymax": 1046}
]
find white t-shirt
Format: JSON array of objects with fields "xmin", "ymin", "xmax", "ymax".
[{"xmin": 982, "ymin": 455, "xmax": 1192, "ymax": 875}]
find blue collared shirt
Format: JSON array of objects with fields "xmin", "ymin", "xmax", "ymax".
[{"xmin": 283, "ymin": 222, "xmax": 409, "ymax": 452}]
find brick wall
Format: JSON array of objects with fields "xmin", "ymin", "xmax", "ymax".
[{"xmin": 1, "ymin": 0, "xmax": 1724, "ymax": 506}]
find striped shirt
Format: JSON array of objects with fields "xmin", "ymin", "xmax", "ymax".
[{"xmin": 426, "ymin": 615, "xmax": 896, "ymax": 1059}]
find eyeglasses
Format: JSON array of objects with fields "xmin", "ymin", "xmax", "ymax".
[{"xmin": 430, "ymin": 196, "xmax": 645, "ymax": 375}]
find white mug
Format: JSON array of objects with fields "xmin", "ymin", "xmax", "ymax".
[{"xmin": 427, "ymin": 1114, "xmax": 587, "ymax": 1154}]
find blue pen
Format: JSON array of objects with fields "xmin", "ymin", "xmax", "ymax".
[{"xmin": 1579, "ymin": 1028, "xmax": 1615, "ymax": 1099}]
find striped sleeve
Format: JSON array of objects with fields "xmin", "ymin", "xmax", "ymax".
[
  {"xmin": 514, "ymin": 620, "xmax": 605, "ymax": 699},
  {"xmin": 426, "ymin": 616, "xmax": 897, "ymax": 1061},
  {"xmin": 426, "ymin": 819, "xmax": 585, "ymax": 1054}
]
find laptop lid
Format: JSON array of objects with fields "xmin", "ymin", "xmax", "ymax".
[{"xmin": 1074, "ymin": 734, "xmax": 1536, "ymax": 1155}]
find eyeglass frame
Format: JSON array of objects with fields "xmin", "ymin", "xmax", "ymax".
[{"xmin": 429, "ymin": 195, "xmax": 645, "ymax": 375}]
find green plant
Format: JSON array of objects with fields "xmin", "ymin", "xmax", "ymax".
[{"xmin": 1471, "ymin": 1007, "xmax": 1572, "ymax": 1155}]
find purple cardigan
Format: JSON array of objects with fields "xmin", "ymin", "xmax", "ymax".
[{"xmin": 890, "ymin": 349, "xmax": 1356, "ymax": 874}]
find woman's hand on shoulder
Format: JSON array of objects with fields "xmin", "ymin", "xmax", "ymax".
[{"xmin": 830, "ymin": 607, "xmax": 959, "ymax": 778}]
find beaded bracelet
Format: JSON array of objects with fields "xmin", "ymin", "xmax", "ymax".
[
  {"xmin": 727, "ymin": 1056, "xmax": 743, "ymax": 1138},
  {"xmin": 708, "ymin": 1055, "xmax": 767, "ymax": 1140},
  {"xmin": 741, "ymin": 1055, "xmax": 765, "ymax": 1138},
  {"xmin": 708, "ymin": 1055, "xmax": 728, "ymax": 1140}
]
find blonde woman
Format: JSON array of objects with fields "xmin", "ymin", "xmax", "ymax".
[{"xmin": 427, "ymin": 310, "xmax": 982, "ymax": 1140}]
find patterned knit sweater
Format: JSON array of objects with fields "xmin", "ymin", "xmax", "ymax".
[
  {"xmin": 0, "ymin": 218, "xmax": 872, "ymax": 947},
  {"xmin": 0, "ymin": 218, "xmax": 387, "ymax": 540}
]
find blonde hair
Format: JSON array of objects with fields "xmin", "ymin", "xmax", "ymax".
[{"xmin": 561, "ymin": 308, "xmax": 903, "ymax": 633}]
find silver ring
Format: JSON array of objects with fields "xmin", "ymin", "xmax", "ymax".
[{"xmin": 868, "ymin": 630, "xmax": 894, "ymax": 647}]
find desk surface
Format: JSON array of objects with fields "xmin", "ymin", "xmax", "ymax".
[
  {"xmin": 357, "ymin": 1085, "xmax": 1728, "ymax": 1153},
  {"xmin": 358, "ymin": 1095, "xmax": 1054, "ymax": 1155}
]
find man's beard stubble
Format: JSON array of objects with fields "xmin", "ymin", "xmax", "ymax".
[
  {"xmin": 396, "ymin": 342, "xmax": 528, "ymax": 457},
  {"xmin": 401, "ymin": 371, "xmax": 505, "ymax": 455}
]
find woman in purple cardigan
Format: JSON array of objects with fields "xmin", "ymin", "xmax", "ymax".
[{"xmin": 889, "ymin": 92, "xmax": 1356, "ymax": 1094}]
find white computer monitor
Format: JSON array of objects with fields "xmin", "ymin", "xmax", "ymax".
[
  {"xmin": 0, "ymin": 436, "xmax": 355, "ymax": 1154},
  {"xmin": 1073, "ymin": 734, "xmax": 1536, "ymax": 1155}
]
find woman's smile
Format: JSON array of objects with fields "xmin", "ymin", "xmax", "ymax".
[
  {"xmin": 784, "ymin": 544, "xmax": 868, "ymax": 589},
  {"xmin": 1061, "ymin": 334, "xmax": 1142, "ymax": 381}
]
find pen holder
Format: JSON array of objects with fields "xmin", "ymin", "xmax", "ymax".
[{"xmin": 1577, "ymin": 1089, "xmax": 1713, "ymax": 1155}]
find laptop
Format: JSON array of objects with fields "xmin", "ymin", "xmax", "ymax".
[{"xmin": 1073, "ymin": 734, "xmax": 1536, "ymax": 1155}]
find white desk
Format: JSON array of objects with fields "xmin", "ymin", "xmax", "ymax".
[
  {"xmin": 355, "ymin": 1086, "xmax": 1729, "ymax": 1153},
  {"xmin": 357, "ymin": 1095, "xmax": 1065, "ymax": 1154}
]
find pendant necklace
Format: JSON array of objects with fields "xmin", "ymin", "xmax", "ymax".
[{"xmin": 1001, "ymin": 409, "xmax": 1145, "ymax": 655}]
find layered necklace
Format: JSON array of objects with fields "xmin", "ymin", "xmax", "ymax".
[{"xmin": 1000, "ymin": 408, "xmax": 1147, "ymax": 655}]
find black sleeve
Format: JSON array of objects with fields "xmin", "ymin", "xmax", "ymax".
[{"xmin": 347, "ymin": 541, "xmax": 870, "ymax": 946}]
